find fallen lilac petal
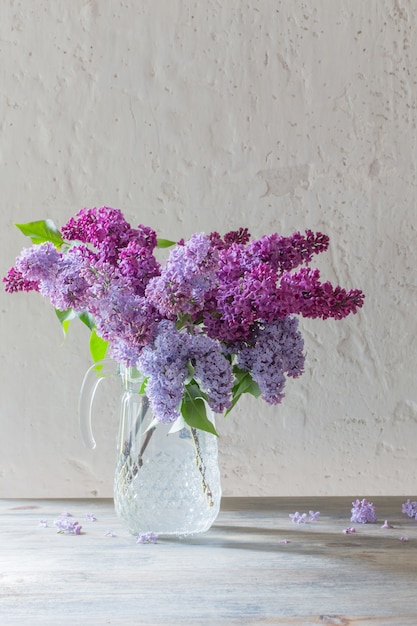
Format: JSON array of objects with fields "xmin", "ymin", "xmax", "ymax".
[
  {"xmin": 61, "ymin": 510, "xmax": 73, "ymax": 517},
  {"xmin": 399, "ymin": 536, "xmax": 409, "ymax": 542},
  {"xmin": 343, "ymin": 527, "xmax": 356, "ymax": 534},
  {"xmin": 381, "ymin": 520, "xmax": 393, "ymax": 529},
  {"xmin": 38, "ymin": 519, "xmax": 48, "ymax": 527},
  {"xmin": 289, "ymin": 512, "xmax": 307, "ymax": 524},
  {"xmin": 279, "ymin": 539, "xmax": 290, "ymax": 544},
  {"xmin": 104, "ymin": 528, "xmax": 116, "ymax": 537},
  {"xmin": 136, "ymin": 532, "xmax": 159, "ymax": 544},
  {"xmin": 309, "ymin": 510, "xmax": 320, "ymax": 522},
  {"xmin": 85, "ymin": 513, "xmax": 97, "ymax": 522}
]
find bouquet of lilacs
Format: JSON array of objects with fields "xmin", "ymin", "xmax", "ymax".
[{"xmin": 3, "ymin": 206, "xmax": 364, "ymax": 435}]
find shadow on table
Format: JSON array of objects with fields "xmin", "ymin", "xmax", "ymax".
[{"xmin": 162, "ymin": 520, "xmax": 417, "ymax": 578}]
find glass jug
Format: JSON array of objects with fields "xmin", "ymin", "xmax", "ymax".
[{"xmin": 79, "ymin": 360, "xmax": 222, "ymax": 537}]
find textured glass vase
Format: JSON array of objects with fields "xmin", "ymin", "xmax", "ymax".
[{"xmin": 79, "ymin": 361, "xmax": 222, "ymax": 537}]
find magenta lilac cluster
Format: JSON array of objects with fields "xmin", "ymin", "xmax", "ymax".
[
  {"xmin": 3, "ymin": 206, "xmax": 365, "ymax": 426},
  {"xmin": 350, "ymin": 498, "xmax": 377, "ymax": 524}
]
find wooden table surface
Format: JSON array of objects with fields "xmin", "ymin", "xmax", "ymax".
[{"xmin": 1, "ymin": 496, "xmax": 416, "ymax": 625}]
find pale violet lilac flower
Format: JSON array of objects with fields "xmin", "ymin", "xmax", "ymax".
[
  {"xmin": 14, "ymin": 241, "xmax": 61, "ymax": 283},
  {"xmin": 104, "ymin": 528, "xmax": 116, "ymax": 537},
  {"xmin": 350, "ymin": 498, "xmax": 377, "ymax": 524},
  {"xmin": 14, "ymin": 244, "xmax": 90, "ymax": 311},
  {"xmin": 138, "ymin": 320, "xmax": 234, "ymax": 423},
  {"xmin": 399, "ymin": 536, "xmax": 409, "ymax": 542},
  {"xmin": 146, "ymin": 233, "xmax": 218, "ymax": 319},
  {"xmin": 38, "ymin": 519, "xmax": 48, "ymax": 527},
  {"xmin": 137, "ymin": 320, "xmax": 192, "ymax": 423},
  {"xmin": 343, "ymin": 527, "xmax": 356, "ymax": 534},
  {"xmin": 189, "ymin": 332, "xmax": 233, "ymax": 413},
  {"xmin": 309, "ymin": 511, "xmax": 320, "ymax": 522},
  {"xmin": 85, "ymin": 513, "xmax": 97, "ymax": 522}
]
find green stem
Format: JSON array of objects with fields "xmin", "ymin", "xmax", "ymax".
[{"xmin": 190, "ymin": 427, "xmax": 214, "ymax": 507}]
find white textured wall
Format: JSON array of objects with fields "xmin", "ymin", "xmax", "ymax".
[{"xmin": 1, "ymin": 1, "xmax": 416, "ymax": 498}]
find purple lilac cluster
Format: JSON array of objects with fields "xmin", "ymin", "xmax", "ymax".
[
  {"xmin": 236, "ymin": 317, "xmax": 305, "ymax": 404},
  {"xmin": 146, "ymin": 232, "xmax": 219, "ymax": 319},
  {"xmin": 137, "ymin": 320, "xmax": 194, "ymax": 423},
  {"xmin": 401, "ymin": 499, "xmax": 417, "ymax": 520},
  {"xmin": 350, "ymin": 498, "xmax": 377, "ymax": 524},
  {"xmin": 3, "ymin": 207, "xmax": 365, "ymax": 426}
]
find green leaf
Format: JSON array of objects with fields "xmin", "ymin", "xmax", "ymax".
[
  {"xmin": 138, "ymin": 377, "xmax": 148, "ymax": 395},
  {"xmin": 55, "ymin": 308, "xmax": 77, "ymax": 337},
  {"xmin": 15, "ymin": 219, "xmax": 64, "ymax": 247},
  {"xmin": 225, "ymin": 367, "xmax": 261, "ymax": 416},
  {"xmin": 181, "ymin": 383, "xmax": 218, "ymax": 436},
  {"xmin": 77, "ymin": 311, "xmax": 96, "ymax": 331},
  {"xmin": 156, "ymin": 238, "xmax": 176, "ymax": 249},
  {"xmin": 89, "ymin": 330, "xmax": 108, "ymax": 363},
  {"xmin": 233, "ymin": 367, "xmax": 261, "ymax": 397}
]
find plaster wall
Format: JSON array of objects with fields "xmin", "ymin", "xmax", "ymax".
[{"xmin": 0, "ymin": 0, "xmax": 416, "ymax": 497}]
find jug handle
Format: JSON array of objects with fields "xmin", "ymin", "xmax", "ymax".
[{"xmin": 78, "ymin": 359, "xmax": 119, "ymax": 449}]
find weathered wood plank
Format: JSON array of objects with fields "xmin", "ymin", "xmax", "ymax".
[{"xmin": 0, "ymin": 497, "xmax": 416, "ymax": 624}]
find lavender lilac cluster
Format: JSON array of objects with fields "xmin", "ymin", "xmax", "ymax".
[
  {"xmin": 401, "ymin": 499, "xmax": 417, "ymax": 520},
  {"xmin": 350, "ymin": 498, "xmax": 377, "ymax": 524},
  {"xmin": 54, "ymin": 513, "xmax": 83, "ymax": 535},
  {"xmin": 3, "ymin": 206, "xmax": 365, "ymax": 427}
]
